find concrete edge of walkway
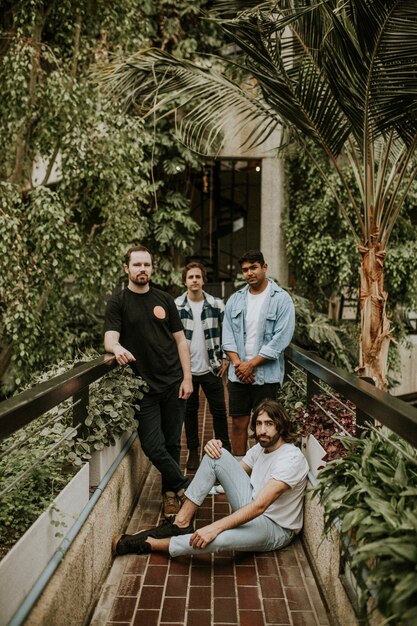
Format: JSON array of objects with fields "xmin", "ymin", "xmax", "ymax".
[{"xmin": 23, "ymin": 438, "xmax": 149, "ymax": 626}]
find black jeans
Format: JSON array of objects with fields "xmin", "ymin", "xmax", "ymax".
[
  {"xmin": 185, "ymin": 372, "xmax": 231, "ymax": 452},
  {"xmin": 136, "ymin": 382, "xmax": 190, "ymax": 494}
]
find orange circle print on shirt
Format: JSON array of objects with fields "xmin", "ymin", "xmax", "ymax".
[{"xmin": 153, "ymin": 305, "xmax": 166, "ymax": 320}]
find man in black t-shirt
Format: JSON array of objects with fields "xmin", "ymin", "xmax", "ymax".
[{"xmin": 104, "ymin": 245, "xmax": 193, "ymax": 517}]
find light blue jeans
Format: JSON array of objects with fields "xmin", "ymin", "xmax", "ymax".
[{"xmin": 169, "ymin": 449, "xmax": 294, "ymax": 557}]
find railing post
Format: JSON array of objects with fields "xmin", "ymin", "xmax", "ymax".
[
  {"xmin": 306, "ymin": 371, "xmax": 320, "ymax": 406},
  {"xmin": 356, "ymin": 376, "xmax": 375, "ymax": 430},
  {"xmin": 283, "ymin": 356, "xmax": 293, "ymax": 383},
  {"xmin": 72, "ymin": 362, "xmax": 89, "ymax": 430}
]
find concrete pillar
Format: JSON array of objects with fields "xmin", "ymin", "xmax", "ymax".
[{"xmin": 260, "ymin": 155, "xmax": 289, "ymax": 286}]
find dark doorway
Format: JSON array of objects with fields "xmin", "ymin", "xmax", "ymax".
[{"xmin": 187, "ymin": 158, "xmax": 261, "ymax": 297}]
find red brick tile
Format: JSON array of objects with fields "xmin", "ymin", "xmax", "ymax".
[
  {"xmin": 132, "ymin": 609, "xmax": 159, "ymax": 626},
  {"xmin": 109, "ymin": 596, "xmax": 137, "ymax": 621},
  {"xmin": 197, "ymin": 510, "xmax": 213, "ymax": 521},
  {"xmin": 186, "ymin": 610, "xmax": 212, "ymax": 626},
  {"xmin": 259, "ymin": 575, "xmax": 284, "ymax": 598},
  {"xmin": 277, "ymin": 546, "xmax": 298, "ymax": 566},
  {"xmin": 190, "ymin": 566, "xmax": 212, "ymax": 586},
  {"xmin": 263, "ymin": 598, "xmax": 291, "ymax": 624},
  {"xmin": 213, "ymin": 597, "xmax": 237, "ymax": 623},
  {"xmin": 285, "ymin": 587, "xmax": 312, "ymax": 611},
  {"xmin": 144, "ymin": 564, "xmax": 168, "ymax": 586},
  {"xmin": 150, "ymin": 551, "xmax": 170, "ymax": 565},
  {"xmin": 239, "ymin": 610, "xmax": 264, "ymax": 626},
  {"xmin": 213, "ymin": 503, "xmax": 231, "ymax": 515},
  {"xmin": 189, "ymin": 585, "xmax": 212, "ymax": 609},
  {"xmin": 217, "ymin": 550, "xmax": 234, "ymax": 558},
  {"xmin": 237, "ymin": 586, "xmax": 261, "ymax": 610},
  {"xmin": 256, "ymin": 556, "xmax": 278, "ymax": 576},
  {"xmin": 235, "ymin": 553, "xmax": 255, "ymax": 566},
  {"xmin": 138, "ymin": 585, "xmax": 164, "ymax": 609},
  {"xmin": 165, "ymin": 575, "xmax": 188, "ymax": 596},
  {"xmin": 213, "ymin": 558, "xmax": 235, "ymax": 576},
  {"xmin": 169, "ymin": 557, "xmax": 191, "ymax": 575},
  {"xmin": 291, "ymin": 611, "xmax": 320, "ymax": 626},
  {"xmin": 213, "ymin": 575, "xmax": 235, "ymax": 597},
  {"xmin": 192, "ymin": 553, "xmax": 213, "ymax": 565},
  {"xmin": 160, "ymin": 596, "xmax": 187, "ymax": 622},
  {"xmin": 118, "ymin": 574, "xmax": 142, "ymax": 596},
  {"xmin": 235, "ymin": 566, "xmax": 257, "ymax": 586}
]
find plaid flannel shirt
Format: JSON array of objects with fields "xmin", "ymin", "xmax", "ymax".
[{"xmin": 175, "ymin": 290, "xmax": 226, "ymax": 374}]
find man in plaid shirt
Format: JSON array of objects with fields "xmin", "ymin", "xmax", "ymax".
[{"xmin": 175, "ymin": 262, "xmax": 231, "ymax": 470}]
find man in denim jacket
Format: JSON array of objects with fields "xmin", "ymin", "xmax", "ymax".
[{"xmin": 222, "ymin": 250, "xmax": 295, "ymax": 457}]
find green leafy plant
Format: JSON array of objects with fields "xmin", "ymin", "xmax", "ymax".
[
  {"xmin": 277, "ymin": 368, "xmax": 307, "ymax": 412},
  {"xmin": 0, "ymin": 353, "xmax": 146, "ymax": 558},
  {"xmin": 314, "ymin": 429, "xmax": 417, "ymax": 624},
  {"xmin": 0, "ymin": 0, "xmax": 224, "ymax": 395},
  {"xmin": 292, "ymin": 294, "xmax": 358, "ymax": 372}
]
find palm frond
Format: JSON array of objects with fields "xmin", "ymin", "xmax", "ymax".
[
  {"xmin": 221, "ymin": 9, "xmax": 352, "ymax": 156},
  {"xmin": 100, "ymin": 49, "xmax": 281, "ymax": 154}
]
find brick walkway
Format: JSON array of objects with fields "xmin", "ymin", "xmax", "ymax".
[{"xmin": 89, "ymin": 394, "xmax": 330, "ymax": 626}]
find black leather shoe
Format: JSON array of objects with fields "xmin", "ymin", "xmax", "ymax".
[
  {"xmin": 112, "ymin": 534, "xmax": 152, "ymax": 556},
  {"xmin": 126, "ymin": 518, "xmax": 194, "ymax": 544}
]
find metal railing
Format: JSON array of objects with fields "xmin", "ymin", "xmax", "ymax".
[
  {"xmin": 284, "ymin": 344, "xmax": 417, "ymax": 449},
  {"xmin": 0, "ymin": 354, "xmax": 117, "ymax": 441},
  {"xmin": 1, "ymin": 346, "xmax": 416, "ymax": 448}
]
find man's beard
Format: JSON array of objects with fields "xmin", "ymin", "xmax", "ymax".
[
  {"xmin": 255, "ymin": 432, "xmax": 280, "ymax": 449},
  {"xmin": 131, "ymin": 272, "xmax": 149, "ymax": 284}
]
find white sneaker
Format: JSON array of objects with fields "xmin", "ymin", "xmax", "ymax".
[{"xmin": 215, "ymin": 485, "xmax": 225, "ymax": 494}]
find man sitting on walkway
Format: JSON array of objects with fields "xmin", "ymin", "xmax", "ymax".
[{"xmin": 112, "ymin": 399, "xmax": 309, "ymax": 558}]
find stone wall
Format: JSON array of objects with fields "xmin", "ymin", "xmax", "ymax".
[{"xmin": 24, "ymin": 438, "xmax": 149, "ymax": 626}]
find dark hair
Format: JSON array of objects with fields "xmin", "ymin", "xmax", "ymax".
[
  {"xmin": 125, "ymin": 245, "xmax": 153, "ymax": 265},
  {"xmin": 182, "ymin": 262, "xmax": 207, "ymax": 284},
  {"xmin": 238, "ymin": 249, "xmax": 265, "ymax": 266},
  {"xmin": 250, "ymin": 399, "xmax": 297, "ymax": 443}
]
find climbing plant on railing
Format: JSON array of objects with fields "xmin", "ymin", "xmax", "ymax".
[{"xmin": 0, "ymin": 353, "xmax": 146, "ymax": 558}]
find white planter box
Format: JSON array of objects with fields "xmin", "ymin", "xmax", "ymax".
[
  {"xmin": 301, "ymin": 435, "xmax": 326, "ymax": 478},
  {"xmin": 89, "ymin": 431, "xmax": 133, "ymax": 487},
  {"xmin": 0, "ymin": 463, "xmax": 89, "ymax": 626}
]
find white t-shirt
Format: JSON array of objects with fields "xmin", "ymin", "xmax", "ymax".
[
  {"xmin": 189, "ymin": 300, "xmax": 210, "ymax": 375},
  {"xmin": 242, "ymin": 442, "xmax": 309, "ymax": 532},
  {"xmin": 245, "ymin": 285, "xmax": 270, "ymax": 359}
]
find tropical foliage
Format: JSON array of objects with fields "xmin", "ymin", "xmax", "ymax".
[
  {"xmin": 0, "ymin": 0, "xmax": 221, "ymax": 394},
  {"xmin": 292, "ymin": 293, "xmax": 358, "ymax": 371},
  {"xmin": 285, "ymin": 144, "xmax": 417, "ymax": 315},
  {"xmin": 315, "ymin": 429, "xmax": 417, "ymax": 624},
  {"xmin": 101, "ymin": 0, "xmax": 417, "ymax": 388}
]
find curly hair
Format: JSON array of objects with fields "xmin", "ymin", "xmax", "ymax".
[{"xmin": 250, "ymin": 399, "xmax": 297, "ymax": 443}]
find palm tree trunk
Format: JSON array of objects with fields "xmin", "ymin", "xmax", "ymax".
[{"xmin": 357, "ymin": 241, "xmax": 392, "ymax": 389}]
